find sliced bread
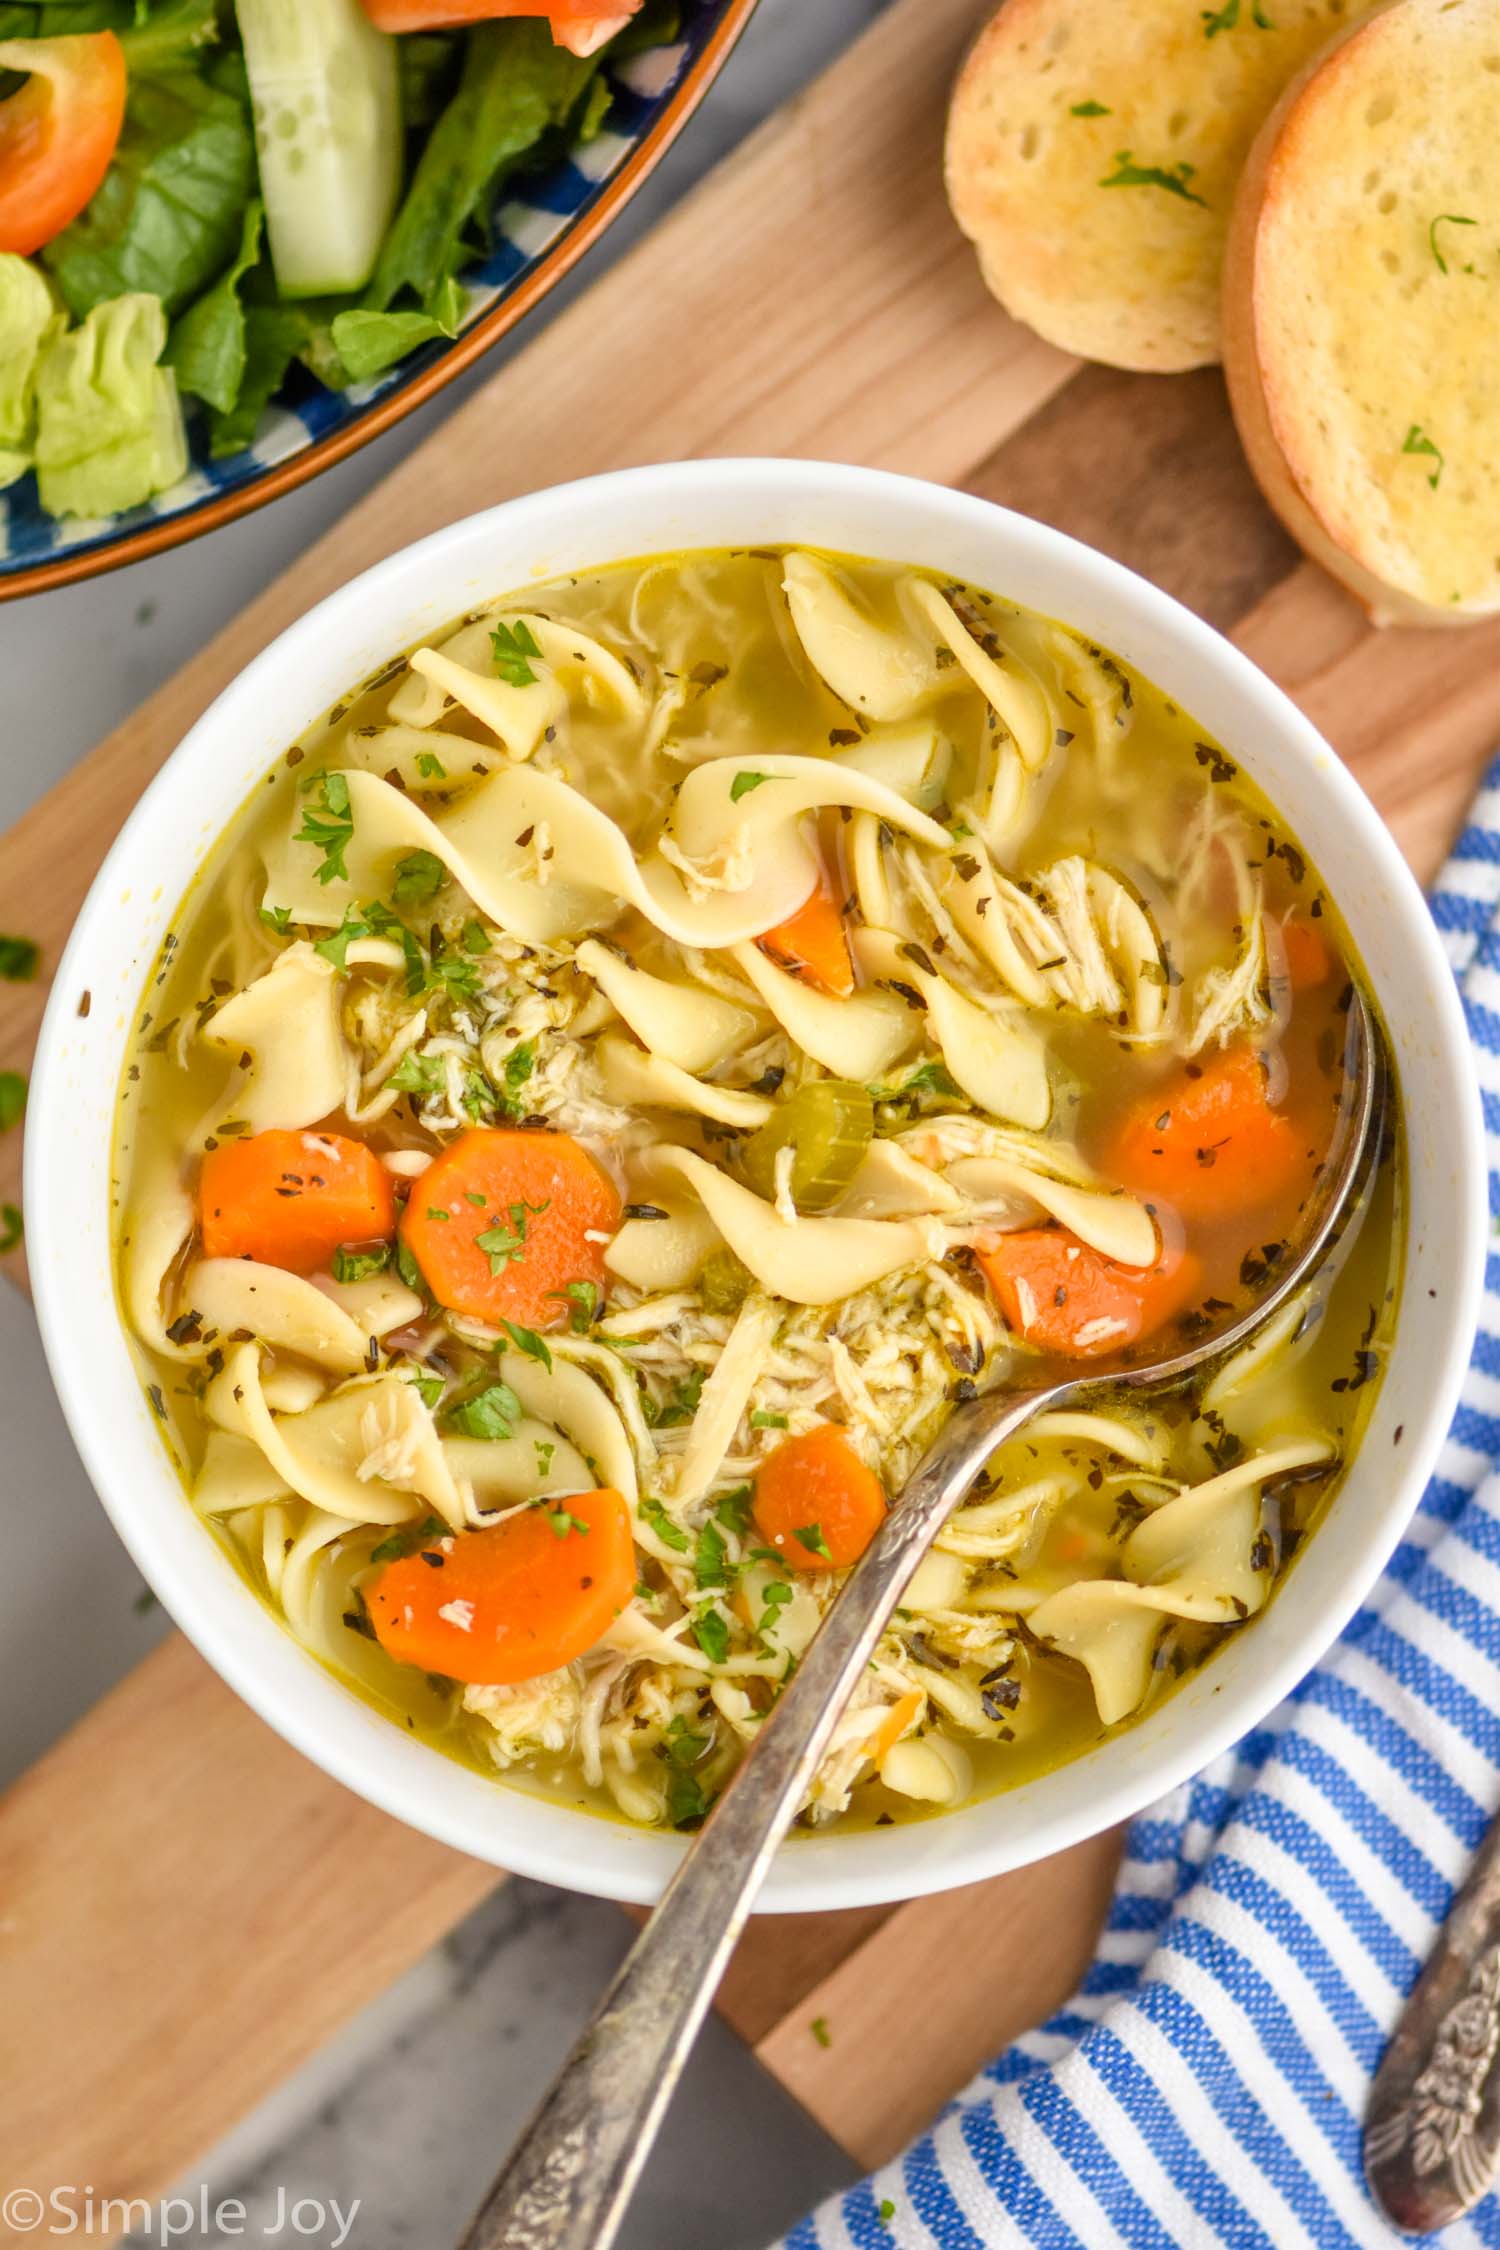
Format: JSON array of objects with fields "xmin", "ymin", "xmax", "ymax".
[
  {"xmin": 1223, "ymin": 0, "xmax": 1500, "ymax": 625},
  {"xmin": 945, "ymin": 0, "xmax": 1368, "ymax": 373}
]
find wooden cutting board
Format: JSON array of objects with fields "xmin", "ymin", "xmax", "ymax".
[{"xmin": 6, "ymin": 0, "xmax": 1500, "ymax": 2232}]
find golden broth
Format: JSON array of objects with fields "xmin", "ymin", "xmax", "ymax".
[{"xmin": 113, "ymin": 548, "xmax": 1403, "ymax": 1835}]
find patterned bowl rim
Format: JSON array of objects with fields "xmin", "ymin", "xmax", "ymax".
[{"xmin": 0, "ymin": 0, "xmax": 760, "ymax": 606}]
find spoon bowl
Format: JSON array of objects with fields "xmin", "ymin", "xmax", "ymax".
[{"xmin": 461, "ymin": 988, "xmax": 1384, "ymax": 2250}]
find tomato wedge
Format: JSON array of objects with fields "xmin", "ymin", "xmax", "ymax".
[
  {"xmin": 0, "ymin": 33, "xmax": 127, "ymax": 257},
  {"xmin": 356, "ymin": 1, "xmax": 641, "ymax": 56}
]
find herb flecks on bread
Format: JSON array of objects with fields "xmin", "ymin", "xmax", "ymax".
[
  {"xmin": 945, "ymin": 0, "xmax": 1369, "ymax": 374},
  {"xmin": 1224, "ymin": 0, "xmax": 1500, "ymax": 625}
]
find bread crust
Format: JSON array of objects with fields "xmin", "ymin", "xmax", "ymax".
[
  {"xmin": 946, "ymin": 0, "xmax": 1366, "ymax": 376},
  {"xmin": 1223, "ymin": 0, "xmax": 1500, "ymax": 627}
]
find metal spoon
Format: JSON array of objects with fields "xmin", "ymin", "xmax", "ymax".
[
  {"xmin": 1366, "ymin": 1758, "xmax": 1500, "ymax": 2228},
  {"xmin": 461, "ymin": 992, "xmax": 1380, "ymax": 2250}
]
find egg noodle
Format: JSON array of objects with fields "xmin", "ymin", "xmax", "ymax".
[{"xmin": 113, "ymin": 548, "xmax": 1401, "ymax": 1832}]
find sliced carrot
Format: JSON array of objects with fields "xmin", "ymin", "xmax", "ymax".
[
  {"xmin": 1275, "ymin": 915, "xmax": 1333, "ymax": 992},
  {"xmin": 399, "ymin": 1126, "xmax": 619, "ymax": 1329},
  {"xmin": 752, "ymin": 1423, "xmax": 886, "ymax": 1572},
  {"xmin": 758, "ymin": 868, "xmax": 855, "ymax": 997},
  {"xmin": 357, "ymin": 0, "xmax": 641, "ymax": 54},
  {"xmin": 1105, "ymin": 1043, "xmax": 1309, "ymax": 1223},
  {"xmin": 199, "ymin": 1129, "xmax": 395, "ymax": 1275},
  {"xmin": 0, "ymin": 33, "xmax": 126, "ymax": 256},
  {"xmin": 976, "ymin": 1229, "xmax": 1203, "ymax": 1360},
  {"xmin": 868, "ymin": 1686, "xmax": 924, "ymax": 1766},
  {"xmin": 366, "ymin": 1488, "xmax": 634, "ymax": 1685}
]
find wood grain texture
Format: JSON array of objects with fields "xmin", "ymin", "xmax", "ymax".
[
  {"xmin": 0, "ymin": 1636, "xmax": 496, "ymax": 2233},
  {"xmin": 0, "ymin": 0, "xmax": 1072, "ymax": 1245},
  {"xmin": 754, "ymin": 1834, "xmax": 1125, "ymax": 2169},
  {"xmin": 0, "ymin": 0, "xmax": 1495, "ymax": 2225}
]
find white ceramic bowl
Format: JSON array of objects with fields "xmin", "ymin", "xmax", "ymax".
[{"xmin": 27, "ymin": 461, "xmax": 1485, "ymax": 1912}]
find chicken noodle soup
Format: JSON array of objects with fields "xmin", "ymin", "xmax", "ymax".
[{"xmin": 114, "ymin": 548, "xmax": 1402, "ymax": 1832}]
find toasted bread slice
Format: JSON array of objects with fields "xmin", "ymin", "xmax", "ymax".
[
  {"xmin": 945, "ymin": 0, "xmax": 1365, "ymax": 373},
  {"xmin": 1224, "ymin": 0, "xmax": 1500, "ymax": 625}
]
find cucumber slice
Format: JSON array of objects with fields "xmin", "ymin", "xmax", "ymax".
[{"xmin": 235, "ymin": 0, "xmax": 401, "ymax": 300}]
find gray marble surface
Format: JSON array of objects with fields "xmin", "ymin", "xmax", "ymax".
[{"xmin": 1, "ymin": 2, "xmax": 896, "ymax": 2240}]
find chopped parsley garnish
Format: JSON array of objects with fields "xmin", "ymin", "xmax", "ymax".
[
  {"xmin": 0, "ymin": 934, "xmax": 38, "ymax": 981},
  {"xmin": 663, "ymin": 1713, "xmax": 710, "ymax": 1766},
  {"xmin": 1202, "ymin": 0, "xmax": 1272, "ymax": 30},
  {"xmin": 714, "ymin": 1484, "xmax": 754, "ymax": 1537},
  {"xmin": 650, "ymin": 1366, "xmax": 706, "ymax": 1429},
  {"xmin": 693, "ymin": 1606, "xmax": 731, "ymax": 1665},
  {"xmin": 793, "ymin": 1521, "xmax": 833, "ymax": 1561},
  {"xmin": 667, "ymin": 1768, "xmax": 711, "ymax": 1829},
  {"xmin": 504, "ymin": 1040, "xmax": 537, "ymax": 1093},
  {"xmin": 491, "ymin": 617, "xmax": 543, "ymax": 688},
  {"xmin": 501, "ymin": 1319, "xmax": 553, "ymax": 1372},
  {"xmin": 729, "ymin": 770, "xmax": 769, "ymax": 803},
  {"xmin": 0, "ymin": 1070, "xmax": 26, "ymax": 1132},
  {"xmin": 1402, "ymin": 422, "xmax": 1444, "ymax": 488},
  {"xmin": 0, "ymin": 1204, "xmax": 20, "ymax": 1254},
  {"xmin": 1429, "ymin": 213, "xmax": 1478, "ymax": 274},
  {"xmin": 313, "ymin": 901, "xmax": 395, "ymax": 969},
  {"xmin": 534, "ymin": 1439, "xmax": 556, "ymax": 1474},
  {"xmin": 693, "ymin": 1520, "xmax": 732, "ymax": 1590},
  {"xmin": 388, "ymin": 1050, "xmax": 447, "ymax": 1101},
  {"xmin": 259, "ymin": 904, "xmax": 292, "ymax": 934},
  {"xmin": 415, "ymin": 751, "xmax": 447, "ymax": 780},
  {"xmin": 1069, "ymin": 99, "xmax": 1110, "ymax": 116},
  {"xmin": 877, "ymin": 2202, "xmax": 896, "ymax": 2228},
  {"xmin": 396, "ymin": 1239, "xmax": 428, "ymax": 1296},
  {"xmin": 369, "ymin": 1515, "xmax": 448, "ymax": 1566},
  {"xmin": 546, "ymin": 1505, "xmax": 590, "ymax": 1539},
  {"xmin": 868, "ymin": 1058, "xmax": 961, "ymax": 1106},
  {"xmin": 460, "ymin": 919, "xmax": 491, "ymax": 956},
  {"xmin": 1099, "ymin": 150, "xmax": 1208, "ymax": 207},
  {"xmin": 757, "ymin": 1579, "xmax": 794, "ymax": 1644},
  {"xmin": 293, "ymin": 772, "xmax": 355, "ymax": 885},
  {"xmin": 750, "ymin": 1409, "xmax": 789, "ymax": 1430},
  {"xmin": 393, "ymin": 849, "xmax": 446, "ymax": 907},
  {"xmin": 810, "ymin": 2016, "xmax": 832, "ymax": 2049},
  {"xmin": 408, "ymin": 1371, "xmax": 445, "ymax": 1409},
  {"xmin": 475, "ymin": 1196, "xmax": 549, "ymax": 1275},
  {"xmin": 558, "ymin": 1278, "xmax": 600, "ymax": 1333},
  {"xmin": 445, "ymin": 1381, "xmax": 522, "ymax": 1441},
  {"xmin": 641, "ymin": 1496, "xmax": 690, "ymax": 1553},
  {"xmin": 332, "ymin": 1242, "xmax": 392, "ymax": 1284},
  {"xmin": 424, "ymin": 941, "xmax": 481, "ymax": 1001}
]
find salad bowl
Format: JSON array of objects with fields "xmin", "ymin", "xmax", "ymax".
[{"xmin": 0, "ymin": 0, "xmax": 756, "ymax": 602}]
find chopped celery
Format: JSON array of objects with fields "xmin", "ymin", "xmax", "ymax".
[
  {"xmin": 234, "ymin": 0, "xmax": 401, "ymax": 299},
  {"xmin": 739, "ymin": 1081, "xmax": 875, "ymax": 1212},
  {"xmin": 33, "ymin": 293, "xmax": 187, "ymax": 520},
  {"xmin": 0, "ymin": 254, "xmax": 62, "ymax": 488}
]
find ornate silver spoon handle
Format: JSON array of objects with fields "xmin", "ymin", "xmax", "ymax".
[
  {"xmin": 1366, "ymin": 1807, "xmax": 1500, "ymax": 2230},
  {"xmin": 456, "ymin": 1382, "xmax": 1062, "ymax": 2250}
]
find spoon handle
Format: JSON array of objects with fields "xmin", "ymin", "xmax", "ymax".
[
  {"xmin": 457, "ymin": 1383, "xmax": 1058, "ymax": 2250},
  {"xmin": 1366, "ymin": 1803, "xmax": 1500, "ymax": 2231}
]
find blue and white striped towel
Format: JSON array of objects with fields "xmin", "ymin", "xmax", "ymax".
[{"xmin": 780, "ymin": 756, "xmax": 1500, "ymax": 2250}]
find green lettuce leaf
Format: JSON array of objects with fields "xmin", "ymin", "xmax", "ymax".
[
  {"xmin": 398, "ymin": 30, "xmax": 461, "ymax": 129},
  {"xmin": 166, "ymin": 195, "xmax": 262, "ymax": 413},
  {"xmin": 33, "ymin": 291, "xmax": 188, "ymax": 518},
  {"xmin": 204, "ymin": 299, "xmax": 313, "ymax": 456},
  {"xmin": 328, "ymin": 273, "xmax": 464, "ymax": 383},
  {"xmin": 42, "ymin": 58, "xmax": 254, "ymax": 319},
  {"xmin": 364, "ymin": 21, "xmax": 597, "ymax": 319},
  {"xmin": 0, "ymin": 253, "xmax": 62, "ymax": 487},
  {"xmin": 0, "ymin": 1, "xmax": 218, "ymax": 54}
]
